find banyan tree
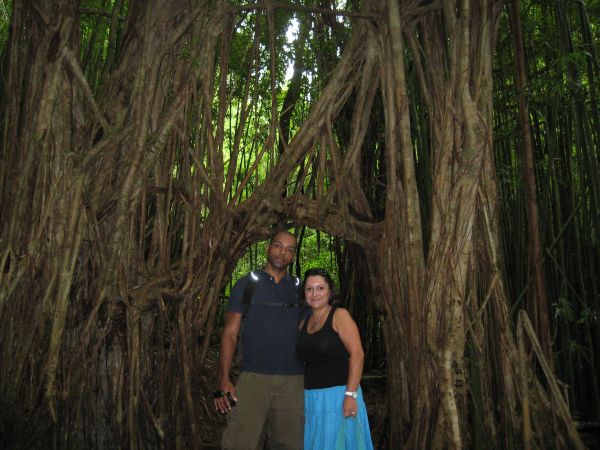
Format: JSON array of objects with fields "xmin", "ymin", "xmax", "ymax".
[{"xmin": 0, "ymin": 0, "xmax": 597, "ymax": 449}]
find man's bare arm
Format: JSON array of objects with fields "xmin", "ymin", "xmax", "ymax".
[{"xmin": 214, "ymin": 311, "xmax": 242, "ymax": 413}]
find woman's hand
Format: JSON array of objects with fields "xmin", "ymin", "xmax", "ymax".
[{"xmin": 343, "ymin": 396, "xmax": 358, "ymax": 418}]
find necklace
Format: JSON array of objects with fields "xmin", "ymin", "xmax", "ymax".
[{"xmin": 309, "ymin": 306, "xmax": 331, "ymax": 330}]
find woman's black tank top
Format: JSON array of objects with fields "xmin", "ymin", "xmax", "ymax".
[{"xmin": 296, "ymin": 305, "xmax": 350, "ymax": 389}]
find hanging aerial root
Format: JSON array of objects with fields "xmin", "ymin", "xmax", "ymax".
[{"xmin": 516, "ymin": 310, "xmax": 586, "ymax": 450}]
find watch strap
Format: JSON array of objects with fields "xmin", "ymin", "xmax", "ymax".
[{"xmin": 344, "ymin": 390, "xmax": 358, "ymax": 399}]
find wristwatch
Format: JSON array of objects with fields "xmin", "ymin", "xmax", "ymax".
[{"xmin": 344, "ymin": 391, "xmax": 358, "ymax": 399}]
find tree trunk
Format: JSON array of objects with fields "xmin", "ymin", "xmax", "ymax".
[
  {"xmin": 508, "ymin": 0, "xmax": 552, "ymax": 364},
  {"xmin": 0, "ymin": 1, "xmax": 591, "ymax": 449}
]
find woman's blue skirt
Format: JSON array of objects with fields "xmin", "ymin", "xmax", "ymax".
[{"xmin": 304, "ymin": 385, "xmax": 374, "ymax": 450}]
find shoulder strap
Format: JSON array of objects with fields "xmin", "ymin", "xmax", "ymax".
[
  {"xmin": 242, "ymin": 271, "xmax": 259, "ymax": 306},
  {"xmin": 301, "ymin": 311, "xmax": 312, "ymax": 333},
  {"xmin": 324, "ymin": 304, "xmax": 337, "ymax": 327},
  {"xmin": 236, "ymin": 271, "xmax": 259, "ymax": 360},
  {"xmin": 242, "ymin": 272, "xmax": 302, "ymax": 309},
  {"xmin": 241, "ymin": 271, "xmax": 259, "ymax": 319}
]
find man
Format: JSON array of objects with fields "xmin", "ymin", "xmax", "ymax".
[{"xmin": 215, "ymin": 229, "xmax": 304, "ymax": 449}]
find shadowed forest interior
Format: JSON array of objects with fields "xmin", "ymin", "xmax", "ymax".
[{"xmin": 0, "ymin": 0, "xmax": 599, "ymax": 449}]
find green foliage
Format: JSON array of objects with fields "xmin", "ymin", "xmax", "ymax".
[
  {"xmin": 0, "ymin": 0, "xmax": 11, "ymax": 49},
  {"xmin": 79, "ymin": 0, "xmax": 124, "ymax": 90},
  {"xmin": 554, "ymin": 295, "xmax": 576, "ymax": 323},
  {"xmin": 297, "ymin": 228, "xmax": 339, "ymax": 279},
  {"xmin": 218, "ymin": 2, "xmax": 348, "ymax": 205}
]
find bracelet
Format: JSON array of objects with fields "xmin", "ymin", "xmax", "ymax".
[
  {"xmin": 213, "ymin": 390, "xmax": 226, "ymax": 399},
  {"xmin": 344, "ymin": 391, "xmax": 358, "ymax": 399}
]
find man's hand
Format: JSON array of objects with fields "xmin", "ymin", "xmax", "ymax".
[{"xmin": 214, "ymin": 380, "xmax": 237, "ymax": 414}]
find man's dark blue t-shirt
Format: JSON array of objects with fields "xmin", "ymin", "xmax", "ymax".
[{"xmin": 227, "ymin": 270, "xmax": 304, "ymax": 375}]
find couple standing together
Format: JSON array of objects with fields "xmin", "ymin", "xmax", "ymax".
[{"xmin": 214, "ymin": 229, "xmax": 374, "ymax": 450}]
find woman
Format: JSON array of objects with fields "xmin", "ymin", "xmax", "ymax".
[{"xmin": 296, "ymin": 268, "xmax": 374, "ymax": 450}]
